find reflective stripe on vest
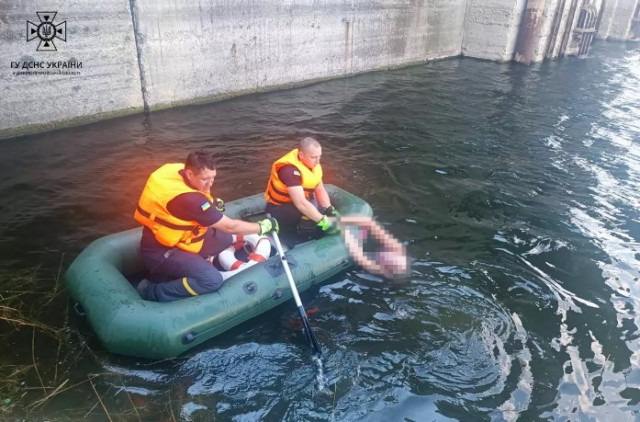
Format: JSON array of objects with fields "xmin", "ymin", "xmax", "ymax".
[
  {"xmin": 265, "ymin": 148, "xmax": 323, "ymax": 205},
  {"xmin": 134, "ymin": 163, "xmax": 214, "ymax": 253}
]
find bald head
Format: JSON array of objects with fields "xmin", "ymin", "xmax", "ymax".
[
  {"xmin": 298, "ymin": 137, "xmax": 322, "ymax": 169},
  {"xmin": 299, "ymin": 137, "xmax": 321, "ymax": 153}
]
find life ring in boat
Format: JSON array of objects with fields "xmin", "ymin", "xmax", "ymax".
[{"xmin": 218, "ymin": 234, "xmax": 271, "ymax": 275}]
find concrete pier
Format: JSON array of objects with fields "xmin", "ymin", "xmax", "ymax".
[
  {"xmin": 0, "ymin": 0, "xmax": 638, "ymax": 139},
  {"xmin": 463, "ymin": 0, "xmax": 527, "ymax": 62},
  {"xmin": 133, "ymin": 0, "xmax": 467, "ymax": 111},
  {"xmin": 0, "ymin": 1, "xmax": 144, "ymax": 139}
]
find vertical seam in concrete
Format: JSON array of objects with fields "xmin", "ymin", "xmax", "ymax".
[
  {"xmin": 513, "ymin": 0, "xmax": 531, "ymax": 62},
  {"xmin": 605, "ymin": 0, "xmax": 620, "ymax": 37},
  {"xmin": 559, "ymin": 0, "xmax": 578, "ymax": 55},
  {"xmin": 624, "ymin": 0, "xmax": 638, "ymax": 37},
  {"xmin": 545, "ymin": 0, "xmax": 566, "ymax": 59},
  {"xmin": 128, "ymin": 0, "xmax": 150, "ymax": 114},
  {"xmin": 461, "ymin": 0, "xmax": 470, "ymax": 56},
  {"xmin": 595, "ymin": 0, "xmax": 606, "ymax": 34}
]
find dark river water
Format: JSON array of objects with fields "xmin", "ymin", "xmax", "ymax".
[{"xmin": 1, "ymin": 40, "xmax": 639, "ymax": 421}]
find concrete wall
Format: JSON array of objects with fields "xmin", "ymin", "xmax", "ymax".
[
  {"xmin": 0, "ymin": 0, "xmax": 638, "ymax": 139},
  {"xmin": 514, "ymin": 0, "xmax": 610, "ymax": 63},
  {"xmin": 463, "ymin": 0, "xmax": 527, "ymax": 62},
  {"xmin": 546, "ymin": 0, "xmax": 573, "ymax": 59},
  {"xmin": 598, "ymin": 0, "xmax": 639, "ymax": 40},
  {"xmin": 133, "ymin": 0, "xmax": 467, "ymax": 111},
  {"xmin": 0, "ymin": 0, "xmax": 143, "ymax": 138},
  {"xmin": 513, "ymin": 0, "xmax": 553, "ymax": 64},
  {"xmin": 530, "ymin": 0, "xmax": 563, "ymax": 62}
]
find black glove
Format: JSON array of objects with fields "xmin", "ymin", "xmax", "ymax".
[
  {"xmin": 258, "ymin": 217, "xmax": 279, "ymax": 235},
  {"xmin": 297, "ymin": 216, "xmax": 317, "ymax": 237},
  {"xmin": 323, "ymin": 205, "xmax": 340, "ymax": 217}
]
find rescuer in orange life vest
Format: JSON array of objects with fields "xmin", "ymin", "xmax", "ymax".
[
  {"xmin": 265, "ymin": 137, "xmax": 338, "ymax": 237},
  {"xmin": 134, "ymin": 151, "xmax": 279, "ymax": 302}
]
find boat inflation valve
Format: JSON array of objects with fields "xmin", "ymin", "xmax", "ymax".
[
  {"xmin": 243, "ymin": 281, "xmax": 258, "ymax": 294},
  {"xmin": 182, "ymin": 331, "xmax": 197, "ymax": 344},
  {"xmin": 73, "ymin": 302, "xmax": 86, "ymax": 317}
]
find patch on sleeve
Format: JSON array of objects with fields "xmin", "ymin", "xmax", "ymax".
[
  {"xmin": 201, "ymin": 201, "xmax": 212, "ymax": 211},
  {"xmin": 293, "ymin": 170, "xmax": 300, "ymax": 176}
]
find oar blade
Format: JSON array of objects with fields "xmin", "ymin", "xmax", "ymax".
[{"xmin": 299, "ymin": 306, "xmax": 322, "ymax": 355}]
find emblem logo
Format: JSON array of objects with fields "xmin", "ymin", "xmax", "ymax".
[{"xmin": 26, "ymin": 12, "xmax": 66, "ymax": 52}]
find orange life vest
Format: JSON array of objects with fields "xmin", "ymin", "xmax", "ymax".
[
  {"xmin": 265, "ymin": 148, "xmax": 323, "ymax": 205},
  {"xmin": 134, "ymin": 163, "xmax": 214, "ymax": 253}
]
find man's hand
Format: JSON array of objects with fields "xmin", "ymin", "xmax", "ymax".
[
  {"xmin": 323, "ymin": 205, "xmax": 340, "ymax": 218},
  {"xmin": 258, "ymin": 217, "xmax": 279, "ymax": 235},
  {"xmin": 317, "ymin": 215, "xmax": 339, "ymax": 234}
]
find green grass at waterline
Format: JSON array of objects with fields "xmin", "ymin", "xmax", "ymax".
[{"xmin": 0, "ymin": 262, "xmax": 200, "ymax": 421}]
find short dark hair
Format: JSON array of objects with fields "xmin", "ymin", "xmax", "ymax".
[{"xmin": 185, "ymin": 151, "xmax": 217, "ymax": 173}]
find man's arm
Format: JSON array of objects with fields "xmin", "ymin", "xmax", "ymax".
[
  {"xmin": 213, "ymin": 215, "xmax": 278, "ymax": 236},
  {"xmin": 314, "ymin": 181, "xmax": 331, "ymax": 209},
  {"xmin": 167, "ymin": 193, "xmax": 276, "ymax": 235},
  {"xmin": 212, "ymin": 215, "xmax": 262, "ymax": 235},
  {"xmin": 289, "ymin": 186, "xmax": 325, "ymax": 222},
  {"xmin": 167, "ymin": 192, "xmax": 224, "ymax": 226}
]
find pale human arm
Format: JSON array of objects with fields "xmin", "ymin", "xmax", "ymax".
[{"xmin": 339, "ymin": 216, "xmax": 405, "ymax": 254}]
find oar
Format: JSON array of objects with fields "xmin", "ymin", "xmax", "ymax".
[{"xmin": 269, "ymin": 219, "xmax": 322, "ymax": 355}]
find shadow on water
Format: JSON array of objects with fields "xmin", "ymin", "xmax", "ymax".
[{"xmin": 1, "ymin": 41, "xmax": 639, "ymax": 420}]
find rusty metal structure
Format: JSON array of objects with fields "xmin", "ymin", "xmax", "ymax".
[
  {"xmin": 515, "ymin": 0, "xmax": 639, "ymax": 64},
  {"xmin": 574, "ymin": 4, "xmax": 599, "ymax": 56}
]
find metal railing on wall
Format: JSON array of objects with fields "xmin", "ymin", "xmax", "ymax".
[{"xmin": 574, "ymin": 4, "xmax": 598, "ymax": 56}]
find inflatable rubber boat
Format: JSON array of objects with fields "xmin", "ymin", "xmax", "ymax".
[{"xmin": 64, "ymin": 185, "xmax": 372, "ymax": 359}]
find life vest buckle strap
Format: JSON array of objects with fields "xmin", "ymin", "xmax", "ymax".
[
  {"xmin": 136, "ymin": 205, "xmax": 198, "ymax": 230},
  {"xmin": 268, "ymin": 180, "xmax": 290, "ymax": 199}
]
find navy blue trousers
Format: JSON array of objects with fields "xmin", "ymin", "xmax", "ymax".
[
  {"xmin": 265, "ymin": 200, "xmax": 323, "ymax": 238},
  {"xmin": 140, "ymin": 229, "xmax": 233, "ymax": 302}
]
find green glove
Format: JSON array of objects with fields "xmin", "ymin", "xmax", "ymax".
[
  {"xmin": 317, "ymin": 215, "xmax": 338, "ymax": 233},
  {"xmin": 215, "ymin": 198, "xmax": 225, "ymax": 212},
  {"xmin": 323, "ymin": 205, "xmax": 340, "ymax": 218},
  {"xmin": 258, "ymin": 217, "xmax": 279, "ymax": 235}
]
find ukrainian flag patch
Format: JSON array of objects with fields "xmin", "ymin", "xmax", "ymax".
[{"xmin": 201, "ymin": 201, "xmax": 211, "ymax": 211}]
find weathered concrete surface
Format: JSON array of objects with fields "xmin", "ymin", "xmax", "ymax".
[
  {"xmin": 133, "ymin": 0, "xmax": 467, "ymax": 110},
  {"xmin": 514, "ymin": 0, "xmax": 551, "ymax": 64},
  {"xmin": 598, "ymin": 0, "xmax": 638, "ymax": 40},
  {"xmin": 0, "ymin": 0, "xmax": 143, "ymax": 138},
  {"xmin": 1, "ymin": 0, "xmax": 639, "ymax": 139},
  {"xmin": 514, "ymin": 0, "xmax": 609, "ymax": 64},
  {"xmin": 462, "ymin": 0, "xmax": 527, "ymax": 62},
  {"xmin": 545, "ymin": 0, "xmax": 573, "ymax": 59}
]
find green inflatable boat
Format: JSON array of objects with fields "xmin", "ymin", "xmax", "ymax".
[{"xmin": 64, "ymin": 185, "xmax": 372, "ymax": 359}]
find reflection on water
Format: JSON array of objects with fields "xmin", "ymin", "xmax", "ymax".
[{"xmin": 0, "ymin": 41, "xmax": 639, "ymax": 420}]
